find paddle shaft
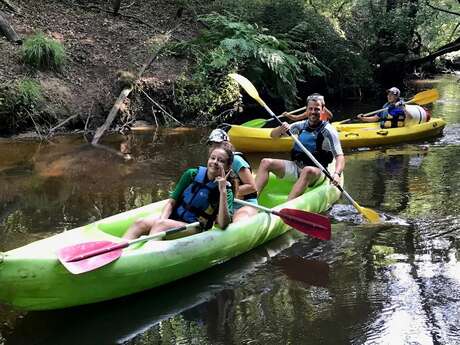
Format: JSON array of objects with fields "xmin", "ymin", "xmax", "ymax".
[
  {"xmin": 265, "ymin": 106, "xmax": 306, "ymax": 123},
  {"xmin": 66, "ymin": 222, "xmax": 200, "ymax": 262},
  {"xmin": 234, "ymin": 199, "xmax": 326, "ymax": 231},
  {"xmin": 361, "ymin": 98, "xmax": 417, "ymax": 117}
]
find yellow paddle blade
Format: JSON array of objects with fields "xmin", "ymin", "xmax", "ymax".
[
  {"xmin": 356, "ymin": 204, "xmax": 381, "ymax": 223},
  {"xmin": 408, "ymin": 89, "xmax": 439, "ymax": 106},
  {"xmin": 229, "ymin": 73, "xmax": 267, "ymax": 108}
]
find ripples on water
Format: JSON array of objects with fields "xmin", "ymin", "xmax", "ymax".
[{"xmin": 1, "ymin": 76, "xmax": 460, "ymax": 345}]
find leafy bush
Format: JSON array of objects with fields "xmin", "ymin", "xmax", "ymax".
[
  {"xmin": 16, "ymin": 79, "xmax": 43, "ymax": 111},
  {"xmin": 0, "ymin": 79, "xmax": 43, "ymax": 133},
  {"xmin": 22, "ymin": 33, "xmax": 66, "ymax": 71},
  {"xmin": 166, "ymin": 13, "xmax": 326, "ymax": 115},
  {"xmin": 173, "ymin": 68, "xmax": 240, "ymax": 125},
  {"xmin": 281, "ymin": 11, "xmax": 373, "ymax": 96},
  {"xmin": 207, "ymin": 0, "xmax": 306, "ymax": 34}
]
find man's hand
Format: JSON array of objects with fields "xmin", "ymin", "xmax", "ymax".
[
  {"xmin": 279, "ymin": 121, "xmax": 290, "ymax": 134},
  {"xmin": 331, "ymin": 172, "xmax": 341, "ymax": 186}
]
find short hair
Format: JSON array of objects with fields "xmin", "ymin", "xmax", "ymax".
[{"xmin": 306, "ymin": 93, "xmax": 325, "ymax": 107}]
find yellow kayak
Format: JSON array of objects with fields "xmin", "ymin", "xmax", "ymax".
[{"xmin": 228, "ymin": 118, "xmax": 446, "ymax": 152}]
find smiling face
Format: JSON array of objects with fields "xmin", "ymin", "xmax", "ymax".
[
  {"xmin": 207, "ymin": 148, "xmax": 231, "ymax": 179},
  {"xmin": 306, "ymin": 99, "xmax": 323, "ymax": 126}
]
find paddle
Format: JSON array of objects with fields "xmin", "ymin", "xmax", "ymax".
[
  {"xmin": 235, "ymin": 199, "xmax": 331, "ymax": 240},
  {"xmin": 58, "ymin": 222, "xmax": 201, "ymax": 274},
  {"xmin": 229, "ymin": 73, "xmax": 380, "ymax": 224},
  {"xmin": 241, "ymin": 106, "xmax": 306, "ymax": 128},
  {"xmin": 338, "ymin": 89, "xmax": 439, "ymax": 125}
]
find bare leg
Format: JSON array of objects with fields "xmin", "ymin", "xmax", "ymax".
[
  {"xmin": 233, "ymin": 206, "xmax": 258, "ymax": 223},
  {"xmin": 123, "ymin": 215, "xmax": 160, "ymax": 240},
  {"xmin": 147, "ymin": 218, "xmax": 187, "ymax": 235},
  {"xmin": 288, "ymin": 166, "xmax": 321, "ymax": 200},
  {"xmin": 123, "ymin": 216, "xmax": 186, "ymax": 240},
  {"xmin": 255, "ymin": 158, "xmax": 287, "ymax": 193}
]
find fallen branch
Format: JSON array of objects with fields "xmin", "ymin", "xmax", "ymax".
[
  {"xmin": 140, "ymin": 88, "xmax": 183, "ymax": 126},
  {"xmin": 26, "ymin": 110, "xmax": 44, "ymax": 141},
  {"xmin": 91, "ymin": 29, "xmax": 178, "ymax": 144},
  {"xmin": 0, "ymin": 0, "xmax": 20, "ymax": 14},
  {"xmin": 0, "ymin": 10, "xmax": 21, "ymax": 44},
  {"xmin": 151, "ymin": 106, "xmax": 159, "ymax": 127},
  {"xmin": 48, "ymin": 114, "xmax": 78, "ymax": 135},
  {"xmin": 92, "ymin": 86, "xmax": 133, "ymax": 144}
]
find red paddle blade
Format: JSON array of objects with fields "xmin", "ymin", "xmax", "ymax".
[
  {"xmin": 278, "ymin": 208, "xmax": 331, "ymax": 240},
  {"xmin": 58, "ymin": 241, "xmax": 124, "ymax": 274}
]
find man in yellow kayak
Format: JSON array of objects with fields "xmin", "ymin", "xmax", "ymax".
[
  {"xmin": 357, "ymin": 87, "xmax": 412, "ymax": 128},
  {"xmin": 255, "ymin": 98, "xmax": 345, "ymax": 200},
  {"xmin": 284, "ymin": 93, "xmax": 333, "ymax": 122}
]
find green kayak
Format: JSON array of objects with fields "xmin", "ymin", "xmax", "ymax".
[{"xmin": 0, "ymin": 168, "xmax": 341, "ymax": 311}]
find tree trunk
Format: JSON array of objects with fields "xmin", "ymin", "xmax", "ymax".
[
  {"xmin": 112, "ymin": 0, "xmax": 122, "ymax": 15},
  {"xmin": 406, "ymin": 37, "xmax": 460, "ymax": 67},
  {"xmin": 0, "ymin": 11, "xmax": 21, "ymax": 44}
]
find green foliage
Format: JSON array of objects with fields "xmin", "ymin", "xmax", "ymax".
[
  {"xmin": 282, "ymin": 12, "xmax": 372, "ymax": 95},
  {"xmin": 173, "ymin": 68, "xmax": 240, "ymax": 125},
  {"xmin": 208, "ymin": 0, "xmax": 306, "ymax": 34},
  {"xmin": 16, "ymin": 79, "xmax": 43, "ymax": 110},
  {"xmin": 0, "ymin": 79, "xmax": 43, "ymax": 133},
  {"xmin": 22, "ymin": 33, "xmax": 66, "ymax": 71},
  {"xmin": 168, "ymin": 13, "xmax": 325, "ymax": 112}
]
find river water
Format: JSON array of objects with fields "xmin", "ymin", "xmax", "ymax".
[{"xmin": 0, "ymin": 75, "xmax": 459, "ymax": 345}]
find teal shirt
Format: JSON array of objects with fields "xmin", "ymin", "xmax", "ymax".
[
  {"xmin": 232, "ymin": 155, "xmax": 250, "ymax": 175},
  {"xmin": 170, "ymin": 168, "xmax": 234, "ymax": 216}
]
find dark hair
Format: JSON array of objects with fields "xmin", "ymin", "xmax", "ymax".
[{"xmin": 209, "ymin": 140, "xmax": 235, "ymax": 154}]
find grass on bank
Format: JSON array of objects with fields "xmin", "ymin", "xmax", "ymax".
[{"xmin": 22, "ymin": 33, "xmax": 66, "ymax": 71}]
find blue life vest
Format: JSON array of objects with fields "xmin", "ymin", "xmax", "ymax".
[
  {"xmin": 172, "ymin": 167, "xmax": 219, "ymax": 229},
  {"xmin": 291, "ymin": 121, "xmax": 333, "ymax": 168},
  {"xmin": 379, "ymin": 101, "xmax": 406, "ymax": 128}
]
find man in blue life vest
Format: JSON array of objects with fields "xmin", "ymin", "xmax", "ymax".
[
  {"xmin": 255, "ymin": 97, "xmax": 345, "ymax": 200},
  {"xmin": 357, "ymin": 87, "xmax": 412, "ymax": 128}
]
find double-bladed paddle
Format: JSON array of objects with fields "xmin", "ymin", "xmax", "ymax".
[
  {"xmin": 58, "ymin": 222, "xmax": 201, "ymax": 274},
  {"xmin": 241, "ymin": 106, "xmax": 306, "ymax": 128},
  {"xmin": 234, "ymin": 199, "xmax": 331, "ymax": 240},
  {"xmin": 229, "ymin": 73, "xmax": 380, "ymax": 224},
  {"xmin": 337, "ymin": 88, "xmax": 439, "ymax": 125}
]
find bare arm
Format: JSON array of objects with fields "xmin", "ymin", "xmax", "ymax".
[
  {"xmin": 160, "ymin": 198, "xmax": 176, "ymax": 219},
  {"xmin": 236, "ymin": 167, "xmax": 257, "ymax": 199},
  {"xmin": 323, "ymin": 107, "xmax": 333, "ymax": 120},
  {"xmin": 284, "ymin": 111, "xmax": 308, "ymax": 121},
  {"xmin": 270, "ymin": 122, "xmax": 290, "ymax": 138},
  {"xmin": 331, "ymin": 154, "xmax": 345, "ymax": 186},
  {"xmin": 357, "ymin": 114, "xmax": 380, "ymax": 122},
  {"xmin": 215, "ymin": 169, "xmax": 232, "ymax": 229}
]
